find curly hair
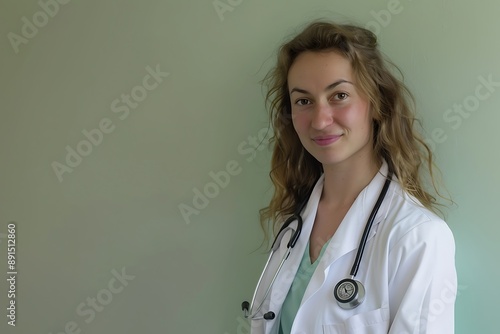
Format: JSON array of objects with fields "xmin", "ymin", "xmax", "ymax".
[{"xmin": 260, "ymin": 20, "xmax": 445, "ymax": 237}]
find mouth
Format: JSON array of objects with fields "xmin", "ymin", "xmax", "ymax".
[{"xmin": 312, "ymin": 135, "xmax": 343, "ymax": 146}]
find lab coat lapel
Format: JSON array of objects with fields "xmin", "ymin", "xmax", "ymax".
[
  {"xmin": 302, "ymin": 162, "xmax": 394, "ymax": 302},
  {"xmin": 267, "ymin": 175, "xmax": 325, "ymax": 317}
]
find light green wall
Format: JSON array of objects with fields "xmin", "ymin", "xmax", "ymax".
[{"xmin": 0, "ymin": 0, "xmax": 498, "ymax": 333}]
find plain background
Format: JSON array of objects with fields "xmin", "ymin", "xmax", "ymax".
[{"xmin": 1, "ymin": 0, "xmax": 499, "ymax": 333}]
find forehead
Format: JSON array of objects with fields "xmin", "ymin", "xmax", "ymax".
[{"xmin": 287, "ymin": 51, "xmax": 354, "ymax": 88}]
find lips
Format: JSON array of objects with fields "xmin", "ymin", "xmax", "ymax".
[{"xmin": 312, "ymin": 135, "xmax": 343, "ymax": 146}]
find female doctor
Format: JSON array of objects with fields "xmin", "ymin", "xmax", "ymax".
[{"xmin": 243, "ymin": 21, "xmax": 457, "ymax": 333}]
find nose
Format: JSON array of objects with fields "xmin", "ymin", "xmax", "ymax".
[{"xmin": 311, "ymin": 102, "xmax": 334, "ymax": 130}]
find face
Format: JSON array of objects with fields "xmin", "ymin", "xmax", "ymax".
[{"xmin": 287, "ymin": 51, "xmax": 375, "ymax": 170}]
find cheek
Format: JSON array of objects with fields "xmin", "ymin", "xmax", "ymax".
[
  {"xmin": 291, "ymin": 112, "xmax": 309, "ymax": 134},
  {"xmin": 358, "ymin": 112, "xmax": 375, "ymax": 141},
  {"xmin": 343, "ymin": 104, "xmax": 372, "ymax": 130}
]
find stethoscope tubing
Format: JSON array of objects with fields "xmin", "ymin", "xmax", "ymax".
[
  {"xmin": 244, "ymin": 171, "xmax": 393, "ymax": 320},
  {"xmin": 349, "ymin": 172, "xmax": 392, "ymax": 276},
  {"xmin": 245, "ymin": 246, "xmax": 291, "ymax": 319},
  {"xmin": 245, "ymin": 210, "xmax": 305, "ymax": 320}
]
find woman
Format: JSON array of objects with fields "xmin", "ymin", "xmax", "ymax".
[{"xmin": 244, "ymin": 21, "xmax": 457, "ymax": 333}]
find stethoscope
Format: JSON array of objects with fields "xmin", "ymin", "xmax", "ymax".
[{"xmin": 242, "ymin": 171, "xmax": 392, "ymax": 320}]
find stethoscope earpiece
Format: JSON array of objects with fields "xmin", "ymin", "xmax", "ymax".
[{"xmin": 333, "ymin": 278, "xmax": 365, "ymax": 309}]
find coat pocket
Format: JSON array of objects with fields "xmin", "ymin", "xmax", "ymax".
[{"xmin": 323, "ymin": 307, "xmax": 390, "ymax": 334}]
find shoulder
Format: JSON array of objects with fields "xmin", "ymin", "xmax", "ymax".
[{"xmin": 381, "ymin": 180, "xmax": 455, "ymax": 253}]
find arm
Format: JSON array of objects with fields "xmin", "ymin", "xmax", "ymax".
[{"xmin": 388, "ymin": 220, "xmax": 457, "ymax": 334}]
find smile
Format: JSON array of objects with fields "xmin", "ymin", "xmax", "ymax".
[{"xmin": 312, "ymin": 135, "xmax": 343, "ymax": 146}]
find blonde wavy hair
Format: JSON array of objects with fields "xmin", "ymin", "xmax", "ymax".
[{"xmin": 260, "ymin": 21, "xmax": 446, "ymax": 237}]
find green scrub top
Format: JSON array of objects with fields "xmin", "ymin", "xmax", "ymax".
[{"xmin": 278, "ymin": 240, "xmax": 330, "ymax": 334}]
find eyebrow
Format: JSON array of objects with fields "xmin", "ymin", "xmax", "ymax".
[{"xmin": 289, "ymin": 79, "xmax": 354, "ymax": 95}]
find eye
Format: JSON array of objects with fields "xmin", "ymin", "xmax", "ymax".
[
  {"xmin": 332, "ymin": 92, "xmax": 349, "ymax": 101},
  {"xmin": 295, "ymin": 98, "xmax": 311, "ymax": 106}
]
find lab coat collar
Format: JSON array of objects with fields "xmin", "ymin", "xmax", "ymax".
[
  {"xmin": 302, "ymin": 160, "xmax": 395, "ymax": 301},
  {"xmin": 268, "ymin": 171, "xmax": 324, "ymax": 319},
  {"xmin": 266, "ymin": 161, "xmax": 395, "ymax": 327}
]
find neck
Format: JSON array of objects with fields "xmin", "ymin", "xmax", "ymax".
[{"xmin": 321, "ymin": 156, "xmax": 381, "ymax": 208}]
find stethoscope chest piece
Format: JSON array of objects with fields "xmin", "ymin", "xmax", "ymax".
[
  {"xmin": 243, "ymin": 172, "xmax": 393, "ymax": 318},
  {"xmin": 334, "ymin": 278, "xmax": 365, "ymax": 309}
]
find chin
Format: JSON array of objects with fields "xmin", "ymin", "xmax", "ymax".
[{"xmin": 311, "ymin": 154, "xmax": 346, "ymax": 167}]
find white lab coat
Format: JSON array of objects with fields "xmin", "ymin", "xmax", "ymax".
[{"xmin": 250, "ymin": 162, "xmax": 457, "ymax": 334}]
